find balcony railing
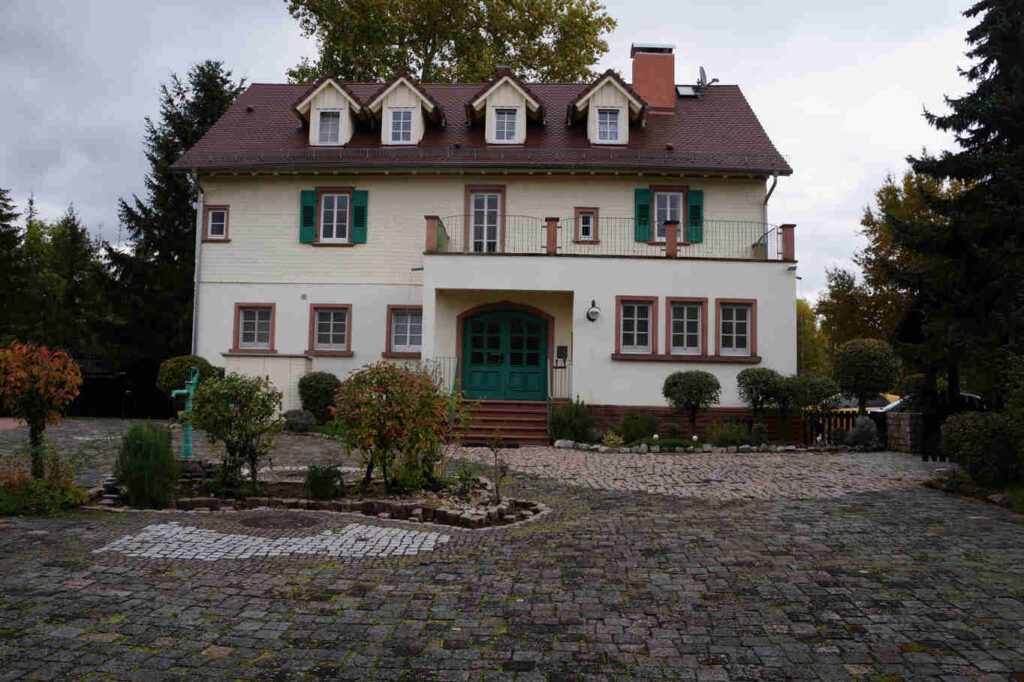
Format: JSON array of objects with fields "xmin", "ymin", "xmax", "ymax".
[{"xmin": 425, "ymin": 215, "xmax": 794, "ymax": 261}]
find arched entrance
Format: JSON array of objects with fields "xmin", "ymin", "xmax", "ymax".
[{"xmin": 461, "ymin": 309, "xmax": 548, "ymax": 400}]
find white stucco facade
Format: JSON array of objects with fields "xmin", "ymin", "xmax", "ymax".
[{"xmin": 194, "ymin": 170, "xmax": 795, "ymax": 411}]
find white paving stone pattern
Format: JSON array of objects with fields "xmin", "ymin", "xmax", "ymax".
[
  {"xmin": 459, "ymin": 448, "xmax": 948, "ymax": 501},
  {"xmin": 93, "ymin": 522, "xmax": 450, "ymax": 561}
]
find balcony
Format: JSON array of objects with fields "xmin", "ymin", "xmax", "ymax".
[{"xmin": 425, "ymin": 215, "xmax": 794, "ymax": 261}]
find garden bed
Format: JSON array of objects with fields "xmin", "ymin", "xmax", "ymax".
[{"xmin": 924, "ymin": 468, "xmax": 1024, "ymax": 514}]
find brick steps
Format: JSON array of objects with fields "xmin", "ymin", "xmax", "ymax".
[{"xmin": 460, "ymin": 400, "xmax": 550, "ymax": 446}]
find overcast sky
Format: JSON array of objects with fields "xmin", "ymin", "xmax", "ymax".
[{"xmin": 2, "ymin": 0, "xmax": 972, "ymax": 300}]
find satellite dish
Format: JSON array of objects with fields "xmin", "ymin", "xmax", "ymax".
[{"xmin": 699, "ymin": 66, "xmax": 707, "ymax": 87}]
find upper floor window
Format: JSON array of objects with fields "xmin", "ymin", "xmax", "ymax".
[
  {"xmin": 391, "ymin": 310, "xmax": 422, "ymax": 352},
  {"xmin": 389, "ymin": 108, "xmax": 413, "ymax": 143},
  {"xmin": 238, "ymin": 306, "xmax": 273, "ymax": 350},
  {"xmin": 575, "ymin": 207, "xmax": 598, "ymax": 242},
  {"xmin": 470, "ymin": 190, "xmax": 502, "ymax": 253},
  {"xmin": 670, "ymin": 302, "xmax": 702, "ymax": 355},
  {"xmin": 654, "ymin": 191, "xmax": 683, "ymax": 242},
  {"xmin": 320, "ymin": 193, "xmax": 349, "ymax": 243},
  {"xmin": 318, "ymin": 110, "xmax": 342, "ymax": 145},
  {"xmin": 719, "ymin": 303, "xmax": 751, "ymax": 356},
  {"xmin": 204, "ymin": 205, "xmax": 229, "ymax": 241},
  {"xmin": 494, "ymin": 108, "xmax": 518, "ymax": 142},
  {"xmin": 620, "ymin": 300, "xmax": 652, "ymax": 354},
  {"xmin": 597, "ymin": 108, "xmax": 620, "ymax": 142}
]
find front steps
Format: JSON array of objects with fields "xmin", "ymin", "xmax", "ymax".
[{"xmin": 459, "ymin": 400, "xmax": 550, "ymax": 447}]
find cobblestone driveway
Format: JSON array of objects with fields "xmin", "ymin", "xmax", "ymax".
[{"xmin": 0, "ymin": 453, "xmax": 1022, "ymax": 680}]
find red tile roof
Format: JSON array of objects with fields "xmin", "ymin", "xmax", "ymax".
[{"xmin": 173, "ymin": 80, "xmax": 791, "ymax": 176}]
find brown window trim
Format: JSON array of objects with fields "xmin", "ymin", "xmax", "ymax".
[
  {"xmin": 649, "ymin": 185, "xmax": 689, "ymax": 245},
  {"xmin": 315, "ymin": 187, "xmax": 354, "ymax": 246},
  {"xmin": 463, "ymin": 184, "xmax": 506, "ymax": 253},
  {"xmin": 573, "ymin": 207, "xmax": 600, "ymax": 243},
  {"xmin": 202, "ymin": 205, "xmax": 230, "ymax": 242},
  {"xmin": 715, "ymin": 298, "xmax": 757, "ymax": 358},
  {"xmin": 610, "ymin": 352, "xmax": 762, "ymax": 364},
  {"xmin": 231, "ymin": 302, "xmax": 276, "ymax": 354},
  {"xmin": 664, "ymin": 297, "xmax": 708, "ymax": 357},
  {"xmin": 307, "ymin": 303, "xmax": 354, "ymax": 357},
  {"xmin": 382, "ymin": 305, "xmax": 423, "ymax": 359},
  {"xmin": 614, "ymin": 295, "xmax": 659, "ymax": 356}
]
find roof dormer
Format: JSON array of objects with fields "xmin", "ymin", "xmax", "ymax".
[
  {"xmin": 568, "ymin": 70, "xmax": 646, "ymax": 146},
  {"xmin": 294, "ymin": 78, "xmax": 364, "ymax": 147},
  {"xmin": 466, "ymin": 67, "xmax": 544, "ymax": 145},
  {"xmin": 366, "ymin": 74, "xmax": 445, "ymax": 146}
]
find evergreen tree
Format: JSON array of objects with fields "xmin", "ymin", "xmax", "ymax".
[
  {"xmin": 0, "ymin": 189, "xmax": 22, "ymax": 344},
  {"xmin": 107, "ymin": 61, "xmax": 244, "ymax": 414}
]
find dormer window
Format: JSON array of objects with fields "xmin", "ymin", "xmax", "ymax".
[
  {"xmin": 318, "ymin": 111, "xmax": 342, "ymax": 145},
  {"xmin": 494, "ymin": 108, "xmax": 518, "ymax": 142},
  {"xmin": 598, "ymin": 109, "xmax": 620, "ymax": 142},
  {"xmin": 389, "ymin": 108, "xmax": 413, "ymax": 143}
]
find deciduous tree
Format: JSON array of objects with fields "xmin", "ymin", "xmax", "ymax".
[{"xmin": 833, "ymin": 339, "xmax": 901, "ymax": 416}]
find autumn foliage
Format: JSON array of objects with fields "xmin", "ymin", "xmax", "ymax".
[
  {"xmin": 0, "ymin": 341, "xmax": 83, "ymax": 477},
  {"xmin": 333, "ymin": 362, "xmax": 456, "ymax": 492}
]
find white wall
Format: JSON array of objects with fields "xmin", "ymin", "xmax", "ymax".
[
  {"xmin": 585, "ymin": 83, "xmax": 630, "ymax": 144},
  {"xmin": 423, "ymin": 255, "xmax": 797, "ymax": 407},
  {"xmin": 379, "ymin": 82, "xmax": 426, "ymax": 145},
  {"xmin": 308, "ymin": 86, "xmax": 355, "ymax": 146}
]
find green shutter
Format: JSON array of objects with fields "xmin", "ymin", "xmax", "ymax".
[
  {"xmin": 634, "ymin": 188, "xmax": 652, "ymax": 242},
  {"xmin": 299, "ymin": 190, "xmax": 317, "ymax": 243},
  {"xmin": 351, "ymin": 189, "xmax": 368, "ymax": 243},
  {"xmin": 687, "ymin": 190, "xmax": 704, "ymax": 243}
]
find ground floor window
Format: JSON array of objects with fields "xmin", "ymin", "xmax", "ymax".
[
  {"xmin": 619, "ymin": 299, "xmax": 654, "ymax": 354},
  {"xmin": 314, "ymin": 307, "xmax": 349, "ymax": 351},
  {"xmin": 670, "ymin": 301, "xmax": 702, "ymax": 355},
  {"xmin": 235, "ymin": 304, "xmax": 274, "ymax": 351},
  {"xmin": 719, "ymin": 302, "xmax": 751, "ymax": 356},
  {"xmin": 391, "ymin": 309, "xmax": 422, "ymax": 352}
]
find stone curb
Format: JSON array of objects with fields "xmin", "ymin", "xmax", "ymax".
[{"xmin": 551, "ymin": 439, "xmax": 870, "ymax": 455}]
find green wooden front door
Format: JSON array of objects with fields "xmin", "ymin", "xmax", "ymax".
[{"xmin": 462, "ymin": 311, "xmax": 547, "ymax": 400}]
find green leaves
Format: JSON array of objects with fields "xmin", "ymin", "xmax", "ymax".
[
  {"xmin": 284, "ymin": 0, "xmax": 615, "ymax": 83},
  {"xmin": 662, "ymin": 370, "xmax": 721, "ymax": 435},
  {"xmin": 832, "ymin": 339, "xmax": 901, "ymax": 416}
]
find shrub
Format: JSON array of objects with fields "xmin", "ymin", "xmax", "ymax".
[
  {"xmin": 662, "ymin": 370, "xmax": 721, "ymax": 435},
  {"xmin": 833, "ymin": 339, "xmax": 901, "ymax": 415},
  {"xmin": 334, "ymin": 362, "xmax": 459, "ymax": 492},
  {"xmin": 617, "ymin": 413, "xmax": 659, "ymax": 444},
  {"xmin": 602, "ymin": 431, "xmax": 624, "ymax": 448},
  {"xmin": 283, "ymin": 409, "xmax": 316, "ymax": 433},
  {"xmin": 115, "ymin": 423, "xmax": 178, "ymax": 508},
  {"xmin": 707, "ymin": 421, "xmax": 752, "ymax": 447},
  {"xmin": 0, "ymin": 341, "xmax": 83, "ymax": 477},
  {"xmin": 737, "ymin": 368, "xmax": 782, "ymax": 421},
  {"xmin": 0, "ymin": 444, "xmax": 86, "ymax": 516},
  {"xmin": 192, "ymin": 373, "xmax": 282, "ymax": 486},
  {"xmin": 304, "ymin": 464, "xmax": 345, "ymax": 499},
  {"xmin": 792, "ymin": 373, "xmax": 840, "ymax": 412},
  {"xmin": 550, "ymin": 397, "xmax": 595, "ymax": 442},
  {"xmin": 751, "ymin": 422, "xmax": 770, "ymax": 445},
  {"xmin": 156, "ymin": 355, "xmax": 217, "ymax": 398},
  {"xmin": 298, "ymin": 371, "xmax": 342, "ymax": 425},
  {"xmin": 844, "ymin": 416, "xmax": 879, "ymax": 448},
  {"xmin": 941, "ymin": 412, "xmax": 1024, "ymax": 486}
]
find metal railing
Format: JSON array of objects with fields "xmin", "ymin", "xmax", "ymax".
[{"xmin": 431, "ymin": 215, "xmax": 783, "ymax": 261}]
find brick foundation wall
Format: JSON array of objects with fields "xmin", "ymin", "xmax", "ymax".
[
  {"xmin": 588, "ymin": 405, "xmax": 803, "ymax": 443},
  {"xmin": 887, "ymin": 412, "xmax": 922, "ymax": 453}
]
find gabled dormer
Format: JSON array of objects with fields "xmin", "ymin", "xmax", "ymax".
[
  {"xmin": 568, "ymin": 70, "xmax": 646, "ymax": 146},
  {"xmin": 366, "ymin": 74, "xmax": 446, "ymax": 146},
  {"xmin": 293, "ymin": 77, "xmax": 364, "ymax": 147},
  {"xmin": 466, "ymin": 67, "xmax": 545, "ymax": 145}
]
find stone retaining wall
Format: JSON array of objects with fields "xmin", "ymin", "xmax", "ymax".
[{"xmin": 887, "ymin": 412, "xmax": 923, "ymax": 453}]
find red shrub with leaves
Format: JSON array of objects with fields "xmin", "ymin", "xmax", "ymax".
[
  {"xmin": 0, "ymin": 341, "xmax": 83, "ymax": 477},
  {"xmin": 333, "ymin": 362, "xmax": 456, "ymax": 491}
]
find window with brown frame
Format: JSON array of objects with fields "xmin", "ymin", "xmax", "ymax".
[
  {"xmin": 232, "ymin": 303, "xmax": 275, "ymax": 353},
  {"xmin": 384, "ymin": 306, "xmax": 423, "ymax": 358},
  {"xmin": 574, "ymin": 207, "xmax": 599, "ymax": 243},
  {"xmin": 716, "ymin": 299, "xmax": 757, "ymax": 357},
  {"xmin": 616, "ymin": 297, "xmax": 657, "ymax": 355},
  {"xmin": 203, "ymin": 205, "xmax": 229, "ymax": 241},
  {"xmin": 307, "ymin": 304, "xmax": 354, "ymax": 356}
]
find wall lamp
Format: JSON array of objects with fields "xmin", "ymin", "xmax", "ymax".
[{"xmin": 586, "ymin": 300, "xmax": 601, "ymax": 322}]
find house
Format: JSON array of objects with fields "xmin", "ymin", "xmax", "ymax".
[{"xmin": 173, "ymin": 44, "xmax": 796, "ymax": 442}]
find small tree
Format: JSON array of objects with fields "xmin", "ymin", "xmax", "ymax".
[
  {"xmin": 792, "ymin": 373, "xmax": 840, "ymax": 445},
  {"xmin": 192, "ymin": 373, "xmax": 282, "ymax": 486},
  {"xmin": 765, "ymin": 375, "xmax": 798, "ymax": 440},
  {"xmin": 298, "ymin": 371, "xmax": 342, "ymax": 425},
  {"xmin": 833, "ymin": 339, "xmax": 901, "ymax": 415},
  {"xmin": 156, "ymin": 355, "xmax": 217, "ymax": 397},
  {"xmin": 662, "ymin": 370, "xmax": 721, "ymax": 436},
  {"xmin": 334, "ymin": 362, "xmax": 456, "ymax": 492},
  {"xmin": 736, "ymin": 367, "xmax": 781, "ymax": 423},
  {"xmin": 0, "ymin": 341, "xmax": 83, "ymax": 477}
]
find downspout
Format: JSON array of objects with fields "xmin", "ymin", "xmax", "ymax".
[
  {"xmin": 190, "ymin": 170, "xmax": 204, "ymax": 355},
  {"xmin": 763, "ymin": 170, "xmax": 779, "ymax": 207}
]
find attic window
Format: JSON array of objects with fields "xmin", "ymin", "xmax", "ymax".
[
  {"xmin": 598, "ymin": 109, "xmax": 620, "ymax": 142},
  {"xmin": 389, "ymin": 108, "xmax": 413, "ymax": 143},
  {"xmin": 318, "ymin": 111, "xmax": 341, "ymax": 145},
  {"xmin": 495, "ymin": 109, "xmax": 517, "ymax": 142}
]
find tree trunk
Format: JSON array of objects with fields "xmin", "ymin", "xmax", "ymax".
[
  {"xmin": 688, "ymin": 408, "xmax": 698, "ymax": 437},
  {"xmin": 29, "ymin": 423, "xmax": 44, "ymax": 479},
  {"xmin": 857, "ymin": 393, "xmax": 867, "ymax": 416},
  {"xmin": 921, "ymin": 367, "xmax": 941, "ymax": 461},
  {"xmin": 947, "ymin": 361, "xmax": 960, "ymax": 414}
]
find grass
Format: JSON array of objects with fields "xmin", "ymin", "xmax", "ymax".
[
  {"xmin": 312, "ymin": 424, "xmax": 345, "ymax": 438},
  {"xmin": 1008, "ymin": 485, "xmax": 1024, "ymax": 514}
]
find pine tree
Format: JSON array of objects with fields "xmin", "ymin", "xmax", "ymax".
[
  {"xmin": 107, "ymin": 61, "xmax": 244, "ymax": 413},
  {"xmin": 0, "ymin": 188, "xmax": 21, "ymax": 343}
]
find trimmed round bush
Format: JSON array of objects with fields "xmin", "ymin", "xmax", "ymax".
[
  {"xmin": 298, "ymin": 371, "xmax": 341, "ymax": 425},
  {"xmin": 663, "ymin": 370, "xmax": 721, "ymax": 435},
  {"xmin": 283, "ymin": 409, "xmax": 316, "ymax": 433},
  {"xmin": 115, "ymin": 423, "xmax": 179, "ymax": 508},
  {"xmin": 736, "ymin": 367, "xmax": 782, "ymax": 419},
  {"xmin": 156, "ymin": 355, "xmax": 217, "ymax": 397},
  {"xmin": 942, "ymin": 412, "xmax": 1024, "ymax": 486},
  {"xmin": 833, "ymin": 339, "xmax": 901, "ymax": 415}
]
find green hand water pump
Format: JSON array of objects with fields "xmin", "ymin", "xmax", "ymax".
[{"xmin": 171, "ymin": 366, "xmax": 199, "ymax": 459}]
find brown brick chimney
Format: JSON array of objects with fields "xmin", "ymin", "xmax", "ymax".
[{"xmin": 631, "ymin": 44, "xmax": 675, "ymax": 111}]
